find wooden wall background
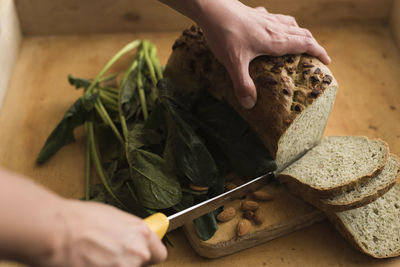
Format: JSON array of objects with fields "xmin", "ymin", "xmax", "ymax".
[{"xmin": 14, "ymin": 0, "xmax": 393, "ymax": 35}]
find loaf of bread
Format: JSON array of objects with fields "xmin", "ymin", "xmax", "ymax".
[{"xmin": 164, "ymin": 26, "xmax": 338, "ymax": 171}]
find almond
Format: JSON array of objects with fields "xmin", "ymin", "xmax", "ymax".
[
  {"xmin": 236, "ymin": 219, "xmax": 252, "ymax": 237},
  {"xmin": 189, "ymin": 184, "xmax": 208, "ymax": 191},
  {"xmin": 241, "ymin": 200, "xmax": 259, "ymax": 211},
  {"xmin": 225, "ymin": 182, "xmax": 237, "ymax": 191},
  {"xmin": 254, "ymin": 209, "xmax": 265, "ymax": 225},
  {"xmin": 216, "ymin": 207, "xmax": 236, "ymax": 222},
  {"xmin": 252, "ymin": 191, "xmax": 274, "ymax": 201},
  {"xmin": 243, "ymin": 210, "xmax": 255, "ymax": 220}
]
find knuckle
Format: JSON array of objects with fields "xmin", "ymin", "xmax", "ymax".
[{"xmin": 137, "ymin": 249, "xmax": 151, "ymax": 263}]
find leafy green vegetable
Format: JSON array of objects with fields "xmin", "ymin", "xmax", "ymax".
[
  {"xmin": 126, "ymin": 125, "xmax": 181, "ymax": 209},
  {"xmin": 37, "ymin": 40, "xmax": 277, "ymax": 243},
  {"xmin": 89, "ymin": 168, "xmax": 148, "ymax": 218},
  {"xmin": 36, "ymin": 98, "xmax": 91, "ymax": 164},
  {"xmin": 193, "ymin": 91, "xmax": 277, "ymax": 178},
  {"xmin": 68, "ymin": 74, "xmax": 91, "ymax": 89},
  {"xmin": 119, "ymin": 69, "xmax": 140, "ymax": 121},
  {"xmin": 159, "ymin": 80, "xmax": 220, "ymax": 188}
]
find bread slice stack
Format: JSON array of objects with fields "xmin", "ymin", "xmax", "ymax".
[{"xmin": 277, "ymin": 136, "xmax": 400, "ymax": 258}]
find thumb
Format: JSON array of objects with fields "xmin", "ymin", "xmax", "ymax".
[{"xmin": 228, "ymin": 60, "xmax": 257, "ymax": 109}]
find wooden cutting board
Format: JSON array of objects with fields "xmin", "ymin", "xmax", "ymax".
[{"xmin": 183, "ymin": 183, "xmax": 325, "ymax": 258}]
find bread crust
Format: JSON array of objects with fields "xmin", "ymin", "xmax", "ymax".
[
  {"xmin": 278, "ymin": 137, "xmax": 390, "ymax": 198},
  {"xmin": 164, "ymin": 25, "xmax": 338, "ymax": 161}
]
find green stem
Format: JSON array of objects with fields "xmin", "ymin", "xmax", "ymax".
[
  {"xmin": 87, "ymin": 121, "xmax": 127, "ymax": 209},
  {"xmin": 137, "ymin": 67, "xmax": 148, "ymax": 120},
  {"xmin": 94, "ymin": 99, "xmax": 124, "ymax": 144},
  {"xmin": 103, "ymin": 102, "xmax": 119, "ymax": 112},
  {"xmin": 121, "ymin": 59, "xmax": 139, "ymax": 88},
  {"xmin": 120, "ymin": 115, "xmax": 129, "ymax": 141},
  {"xmin": 100, "ymin": 86, "xmax": 120, "ymax": 94},
  {"xmin": 86, "ymin": 40, "xmax": 141, "ymax": 95},
  {"xmin": 150, "ymin": 43, "xmax": 163, "ymax": 79},
  {"xmin": 99, "ymin": 73, "xmax": 118, "ymax": 83},
  {"xmin": 100, "ymin": 91, "xmax": 118, "ymax": 104},
  {"xmin": 143, "ymin": 40, "xmax": 157, "ymax": 87},
  {"xmin": 85, "ymin": 122, "xmax": 91, "ymax": 201}
]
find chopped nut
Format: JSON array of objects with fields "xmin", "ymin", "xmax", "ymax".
[
  {"xmin": 314, "ymin": 68, "xmax": 322, "ymax": 74},
  {"xmin": 189, "ymin": 184, "xmax": 209, "ymax": 191},
  {"xmin": 323, "ymin": 75, "xmax": 333, "ymax": 84},
  {"xmin": 270, "ymin": 67, "xmax": 282, "ymax": 74},
  {"xmin": 236, "ymin": 219, "xmax": 252, "ymax": 237},
  {"xmin": 282, "ymin": 88, "xmax": 291, "ymax": 95},
  {"xmin": 225, "ymin": 182, "xmax": 237, "ymax": 191},
  {"xmin": 302, "ymin": 69, "xmax": 310, "ymax": 79},
  {"xmin": 252, "ymin": 191, "xmax": 274, "ymax": 201},
  {"xmin": 243, "ymin": 210, "xmax": 255, "ymax": 220},
  {"xmin": 255, "ymin": 75, "xmax": 278, "ymax": 87},
  {"xmin": 310, "ymin": 75, "xmax": 320, "ymax": 83},
  {"xmin": 217, "ymin": 207, "xmax": 236, "ymax": 222},
  {"xmin": 286, "ymin": 55, "xmax": 295, "ymax": 63},
  {"xmin": 310, "ymin": 89, "xmax": 321, "ymax": 98},
  {"xmin": 241, "ymin": 200, "xmax": 259, "ymax": 211},
  {"xmin": 302, "ymin": 63, "xmax": 314, "ymax": 68},
  {"xmin": 294, "ymin": 104, "xmax": 302, "ymax": 112}
]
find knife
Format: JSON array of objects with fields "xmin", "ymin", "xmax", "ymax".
[{"xmin": 144, "ymin": 172, "xmax": 274, "ymax": 239}]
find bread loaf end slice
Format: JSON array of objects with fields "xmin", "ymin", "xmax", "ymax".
[
  {"xmin": 278, "ymin": 136, "xmax": 389, "ymax": 198},
  {"xmin": 329, "ymin": 184, "xmax": 400, "ymax": 258}
]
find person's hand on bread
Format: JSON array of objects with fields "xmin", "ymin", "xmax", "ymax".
[{"xmin": 161, "ymin": 0, "xmax": 331, "ymax": 109}]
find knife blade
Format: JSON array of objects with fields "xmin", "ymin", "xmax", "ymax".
[{"xmin": 144, "ymin": 172, "xmax": 274, "ymax": 239}]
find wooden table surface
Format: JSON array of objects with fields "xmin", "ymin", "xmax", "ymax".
[{"xmin": 0, "ymin": 22, "xmax": 400, "ymax": 266}]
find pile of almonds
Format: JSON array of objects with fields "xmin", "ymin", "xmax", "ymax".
[{"xmin": 216, "ymin": 175, "xmax": 274, "ymax": 238}]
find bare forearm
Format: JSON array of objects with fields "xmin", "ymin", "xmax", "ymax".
[
  {"xmin": 0, "ymin": 168, "xmax": 65, "ymax": 265},
  {"xmin": 158, "ymin": 0, "xmax": 236, "ymax": 27}
]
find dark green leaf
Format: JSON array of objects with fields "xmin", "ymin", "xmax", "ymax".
[
  {"xmin": 192, "ymin": 195, "xmax": 222, "ymax": 241},
  {"xmin": 97, "ymin": 124, "xmax": 124, "ymax": 165},
  {"xmin": 127, "ymin": 148, "xmax": 181, "ymax": 209},
  {"xmin": 159, "ymin": 81, "xmax": 220, "ymax": 187},
  {"xmin": 68, "ymin": 74, "xmax": 91, "ymax": 89},
  {"xmin": 36, "ymin": 98, "xmax": 91, "ymax": 164},
  {"xmin": 193, "ymin": 91, "xmax": 277, "ymax": 178},
  {"xmin": 88, "ymin": 167, "xmax": 148, "ymax": 218},
  {"xmin": 128, "ymin": 123, "xmax": 163, "ymax": 149},
  {"xmin": 126, "ymin": 125, "xmax": 181, "ymax": 210},
  {"xmin": 120, "ymin": 69, "xmax": 140, "ymax": 121}
]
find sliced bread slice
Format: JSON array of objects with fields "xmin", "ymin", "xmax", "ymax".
[
  {"xmin": 329, "ymin": 183, "xmax": 400, "ymax": 258},
  {"xmin": 319, "ymin": 154, "xmax": 400, "ymax": 212},
  {"xmin": 278, "ymin": 136, "xmax": 389, "ymax": 198}
]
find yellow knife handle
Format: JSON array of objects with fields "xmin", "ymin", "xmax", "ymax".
[{"xmin": 144, "ymin": 213, "xmax": 169, "ymax": 239}]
